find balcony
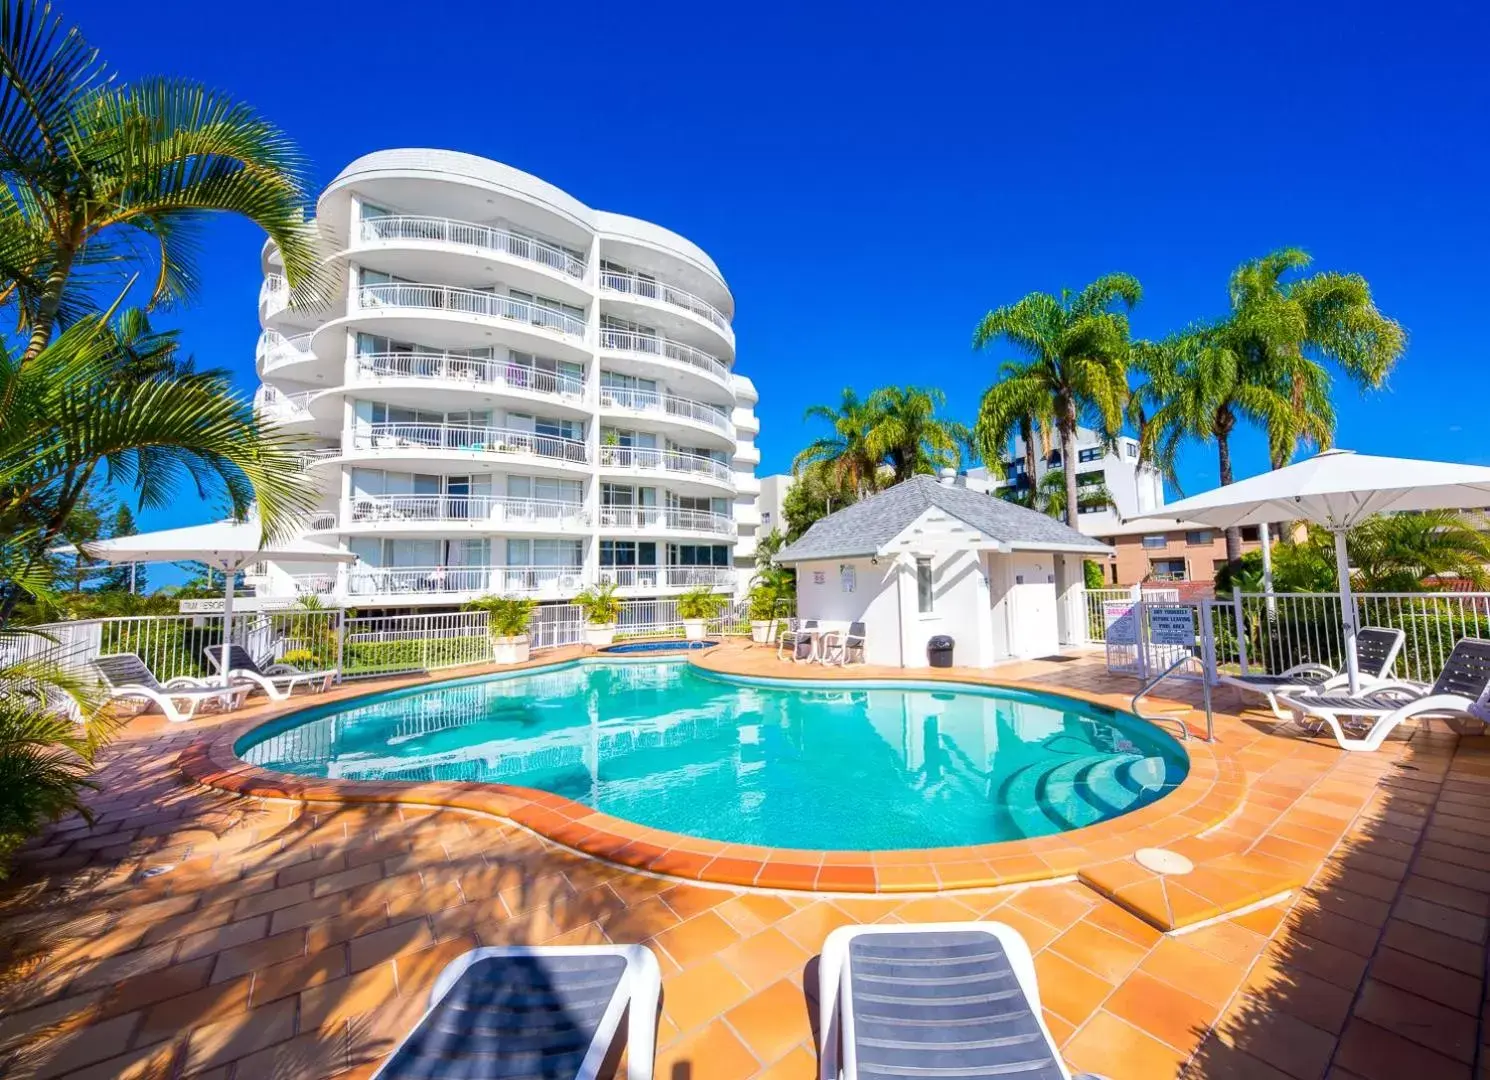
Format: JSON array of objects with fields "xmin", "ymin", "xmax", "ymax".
[
  {"xmin": 599, "ymin": 269, "xmax": 729, "ymax": 333},
  {"xmin": 597, "ymin": 506, "xmax": 733, "ymax": 536},
  {"xmin": 352, "ymin": 423, "xmax": 589, "ymax": 466},
  {"xmin": 598, "ymin": 566, "xmax": 736, "ymax": 590},
  {"xmin": 598, "ymin": 328, "xmax": 728, "ymax": 384},
  {"xmin": 361, "ymin": 216, "xmax": 586, "ymax": 279},
  {"xmin": 344, "ymin": 494, "xmax": 589, "ymax": 530},
  {"xmin": 355, "ymin": 351, "xmax": 586, "ymax": 403},
  {"xmin": 341, "ymin": 564, "xmax": 583, "ymax": 598},
  {"xmin": 260, "ymin": 274, "xmax": 289, "ymax": 317},
  {"xmin": 256, "ymin": 330, "xmax": 314, "ymax": 374},
  {"xmin": 294, "ymin": 448, "xmax": 341, "ymax": 470},
  {"xmin": 355, "ymin": 283, "xmax": 587, "ymax": 340},
  {"xmin": 598, "ymin": 445, "xmax": 734, "ymax": 486},
  {"xmin": 598, "ymin": 385, "xmax": 733, "ymax": 438},
  {"xmin": 253, "ymin": 385, "xmax": 314, "ymax": 425}
]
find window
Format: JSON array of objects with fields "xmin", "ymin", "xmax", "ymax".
[
  {"xmin": 1240, "ymin": 525, "xmax": 1260, "ymax": 542},
  {"xmin": 1150, "ymin": 558, "xmax": 1187, "ymax": 581},
  {"xmin": 1078, "ymin": 447, "xmax": 1103, "ymax": 463},
  {"xmin": 1185, "ymin": 530, "xmax": 1213, "ymax": 546},
  {"xmin": 1141, "ymin": 534, "xmax": 1168, "ymax": 550},
  {"xmin": 916, "ymin": 557, "xmax": 934, "ymax": 613},
  {"xmin": 761, "ymin": 511, "xmax": 773, "ymax": 526},
  {"xmin": 1124, "ymin": 443, "xmax": 1138, "ymax": 460}
]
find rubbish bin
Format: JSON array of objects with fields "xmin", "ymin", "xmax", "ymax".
[{"xmin": 927, "ymin": 635, "xmax": 955, "ymax": 668}]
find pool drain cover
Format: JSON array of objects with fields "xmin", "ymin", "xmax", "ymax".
[{"xmin": 1135, "ymin": 848, "xmax": 1193, "ymax": 875}]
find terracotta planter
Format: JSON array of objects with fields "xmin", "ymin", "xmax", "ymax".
[
  {"xmin": 584, "ymin": 625, "xmax": 616, "ymax": 647},
  {"xmin": 491, "ymin": 634, "xmax": 530, "ymax": 665}
]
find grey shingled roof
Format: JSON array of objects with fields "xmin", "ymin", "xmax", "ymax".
[{"xmin": 774, "ymin": 475, "xmax": 1111, "ymax": 563}]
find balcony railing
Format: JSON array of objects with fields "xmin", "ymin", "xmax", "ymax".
[
  {"xmin": 598, "ymin": 386, "xmax": 733, "ymax": 436},
  {"xmin": 260, "ymin": 274, "xmax": 289, "ymax": 315},
  {"xmin": 597, "ymin": 445, "xmax": 733, "ymax": 484},
  {"xmin": 356, "ymin": 283, "xmax": 587, "ymax": 339},
  {"xmin": 253, "ymin": 385, "xmax": 315, "ymax": 424},
  {"xmin": 346, "ymin": 565, "xmax": 496, "ymax": 597},
  {"xmin": 347, "ymin": 494, "xmax": 588, "ymax": 528},
  {"xmin": 356, "ymin": 351, "xmax": 585, "ymax": 400},
  {"xmin": 353, "ymin": 423, "xmax": 589, "ymax": 464},
  {"xmin": 256, "ymin": 330, "xmax": 314, "ymax": 371},
  {"xmin": 599, "ymin": 566, "xmax": 736, "ymax": 589},
  {"xmin": 599, "ymin": 269, "xmax": 729, "ymax": 332},
  {"xmin": 597, "ymin": 328, "xmax": 728, "ymax": 382},
  {"xmin": 361, "ymin": 216, "xmax": 586, "ymax": 279},
  {"xmin": 294, "ymin": 448, "xmax": 340, "ymax": 470},
  {"xmin": 598, "ymin": 506, "xmax": 733, "ymax": 535}
]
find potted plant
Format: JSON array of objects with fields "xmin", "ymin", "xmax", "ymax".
[
  {"xmin": 747, "ymin": 583, "xmax": 782, "ymax": 644},
  {"xmin": 574, "ymin": 581, "xmax": 622, "ymax": 647},
  {"xmin": 599, "ymin": 429, "xmax": 620, "ymax": 466},
  {"xmin": 677, "ymin": 586, "xmax": 728, "ymax": 641},
  {"xmin": 464, "ymin": 595, "xmax": 536, "ymax": 664}
]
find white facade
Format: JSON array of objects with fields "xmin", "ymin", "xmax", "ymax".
[
  {"xmin": 789, "ymin": 509, "xmax": 1094, "ymax": 669},
  {"xmin": 249, "ymin": 149, "xmax": 759, "ymax": 608},
  {"xmin": 757, "ymin": 474, "xmax": 794, "ymax": 538},
  {"xmin": 966, "ymin": 427, "xmax": 1164, "ymax": 536}
]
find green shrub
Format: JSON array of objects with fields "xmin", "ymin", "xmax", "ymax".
[
  {"xmin": 574, "ymin": 581, "xmax": 622, "ymax": 626},
  {"xmin": 1083, "ymin": 560, "xmax": 1106, "ymax": 590},
  {"xmin": 464, "ymin": 595, "xmax": 536, "ymax": 637},
  {"xmin": 344, "ymin": 635, "xmax": 490, "ymax": 675},
  {"xmin": 677, "ymin": 587, "xmax": 727, "ymax": 620}
]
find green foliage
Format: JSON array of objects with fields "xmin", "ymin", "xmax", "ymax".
[
  {"xmin": 279, "ymin": 649, "xmax": 318, "ymax": 668},
  {"xmin": 1083, "ymin": 560, "xmax": 1106, "ymax": 590},
  {"xmin": 98, "ymin": 505, "xmax": 141, "ymax": 593},
  {"xmin": 343, "ymin": 636, "xmax": 489, "ymax": 676},
  {"xmin": 863, "ymin": 386, "xmax": 972, "ymax": 483},
  {"xmin": 1350, "ymin": 511, "xmax": 1490, "ymax": 592},
  {"xmin": 677, "ymin": 587, "xmax": 727, "ymax": 621},
  {"xmin": 574, "ymin": 581, "xmax": 622, "ymax": 626},
  {"xmin": 464, "ymin": 595, "xmax": 537, "ymax": 637},
  {"xmin": 784, "ymin": 460, "xmax": 859, "ymax": 541},
  {"xmin": 974, "ymin": 273, "xmax": 1141, "ymax": 527},
  {"xmin": 0, "ymin": 638, "xmax": 117, "ymax": 876},
  {"xmin": 1130, "ymin": 249, "xmax": 1405, "ymax": 559}
]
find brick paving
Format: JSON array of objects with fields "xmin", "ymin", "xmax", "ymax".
[{"xmin": 0, "ymin": 646, "xmax": 1484, "ymax": 1078}]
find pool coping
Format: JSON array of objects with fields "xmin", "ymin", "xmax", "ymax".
[{"xmin": 176, "ymin": 649, "xmax": 1247, "ymax": 897}]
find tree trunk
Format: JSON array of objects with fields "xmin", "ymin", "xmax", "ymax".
[
  {"xmin": 22, "ymin": 248, "xmax": 76, "ymax": 367},
  {"xmin": 1218, "ymin": 430, "xmax": 1242, "ymax": 564},
  {"xmin": 1059, "ymin": 413, "xmax": 1080, "ymax": 530},
  {"xmin": 1021, "ymin": 420, "xmax": 1039, "ymax": 503}
]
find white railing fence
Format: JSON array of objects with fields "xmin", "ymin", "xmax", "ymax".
[
  {"xmin": 597, "ymin": 328, "xmax": 729, "ymax": 382},
  {"xmin": 598, "ymin": 269, "xmax": 730, "ymax": 331},
  {"xmin": 356, "ymin": 351, "xmax": 586, "ymax": 400},
  {"xmin": 361, "ymin": 216, "xmax": 586, "ymax": 279},
  {"xmin": 1083, "ymin": 587, "xmax": 1181, "ymax": 643},
  {"xmin": 347, "ymin": 494, "xmax": 588, "ymax": 528},
  {"xmin": 353, "ymin": 423, "xmax": 589, "ymax": 464},
  {"xmin": 357, "ymin": 283, "xmax": 587, "ymax": 339}
]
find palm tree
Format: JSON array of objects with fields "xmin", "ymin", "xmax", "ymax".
[
  {"xmin": 0, "ymin": 0, "xmax": 322, "ymax": 363},
  {"xmin": 865, "ymin": 386, "xmax": 971, "ymax": 483},
  {"xmin": 973, "ymin": 274, "xmax": 1141, "ymax": 527},
  {"xmin": 1034, "ymin": 470, "xmax": 1115, "ymax": 522},
  {"xmin": 972, "ymin": 361, "xmax": 1053, "ymax": 501},
  {"xmin": 0, "ymin": 311, "xmax": 309, "ymax": 622},
  {"xmin": 1134, "ymin": 249, "xmax": 1404, "ymax": 563},
  {"xmin": 1349, "ymin": 511, "xmax": 1490, "ymax": 592},
  {"xmin": 793, "ymin": 389, "xmax": 883, "ymax": 498}
]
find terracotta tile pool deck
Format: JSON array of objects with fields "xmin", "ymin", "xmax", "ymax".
[{"xmin": 1, "ymin": 641, "xmax": 1488, "ymax": 1079}]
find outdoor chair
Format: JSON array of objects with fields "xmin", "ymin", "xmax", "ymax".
[
  {"xmin": 1280, "ymin": 637, "xmax": 1490, "ymax": 752},
  {"xmin": 1218, "ymin": 626, "xmax": 1405, "ymax": 719},
  {"xmin": 93, "ymin": 653, "xmax": 251, "ymax": 724},
  {"xmin": 205, "ymin": 644, "xmax": 335, "ymax": 701},
  {"xmin": 778, "ymin": 618, "xmax": 818, "ymax": 661},
  {"xmin": 370, "ymin": 944, "xmax": 660, "ymax": 1080},
  {"xmin": 817, "ymin": 922, "xmax": 1099, "ymax": 1080},
  {"xmin": 820, "ymin": 621, "xmax": 867, "ymax": 666}
]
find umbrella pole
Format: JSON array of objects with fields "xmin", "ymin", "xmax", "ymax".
[
  {"xmin": 221, "ymin": 569, "xmax": 236, "ymax": 688},
  {"xmin": 1260, "ymin": 523, "xmax": 1276, "ymax": 617},
  {"xmin": 1333, "ymin": 529, "xmax": 1361, "ymax": 693}
]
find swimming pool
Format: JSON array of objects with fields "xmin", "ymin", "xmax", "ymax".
[
  {"xmin": 600, "ymin": 639, "xmax": 718, "ymax": 654},
  {"xmin": 238, "ymin": 660, "xmax": 1188, "ymax": 850}
]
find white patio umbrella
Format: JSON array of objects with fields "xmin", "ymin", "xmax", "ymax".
[
  {"xmin": 66, "ymin": 520, "xmax": 355, "ymax": 684},
  {"xmin": 1132, "ymin": 448, "xmax": 1490, "ymax": 691}
]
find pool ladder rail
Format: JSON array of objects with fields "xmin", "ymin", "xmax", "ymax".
[{"xmin": 1130, "ymin": 654, "xmax": 1216, "ymax": 743}]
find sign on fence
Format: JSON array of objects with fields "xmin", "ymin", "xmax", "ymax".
[
  {"xmin": 1145, "ymin": 605, "xmax": 1195, "ymax": 673},
  {"xmin": 1104, "ymin": 601, "xmax": 1141, "ymax": 674}
]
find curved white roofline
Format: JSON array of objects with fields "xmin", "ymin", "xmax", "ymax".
[{"xmin": 320, "ymin": 148, "xmax": 728, "ymax": 290}]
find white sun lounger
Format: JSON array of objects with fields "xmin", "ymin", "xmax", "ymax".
[
  {"xmin": 1218, "ymin": 626, "xmax": 1405, "ymax": 719},
  {"xmin": 205, "ymin": 644, "xmax": 335, "ymax": 700},
  {"xmin": 819, "ymin": 922, "xmax": 1100, "ymax": 1080},
  {"xmin": 1280, "ymin": 637, "xmax": 1490, "ymax": 752},
  {"xmin": 93, "ymin": 652, "xmax": 251, "ymax": 724},
  {"xmin": 372, "ymin": 945, "xmax": 660, "ymax": 1080}
]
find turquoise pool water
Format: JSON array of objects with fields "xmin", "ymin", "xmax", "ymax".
[{"xmin": 238, "ymin": 661, "xmax": 1188, "ymax": 850}]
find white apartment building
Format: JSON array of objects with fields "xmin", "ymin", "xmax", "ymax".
[
  {"xmin": 249, "ymin": 149, "xmax": 761, "ymax": 609},
  {"xmin": 964, "ymin": 427, "xmax": 1164, "ymax": 536}
]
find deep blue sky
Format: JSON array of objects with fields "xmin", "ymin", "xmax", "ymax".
[{"xmin": 68, "ymin": 0, "xmax": 1489, "ymax": 543}]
